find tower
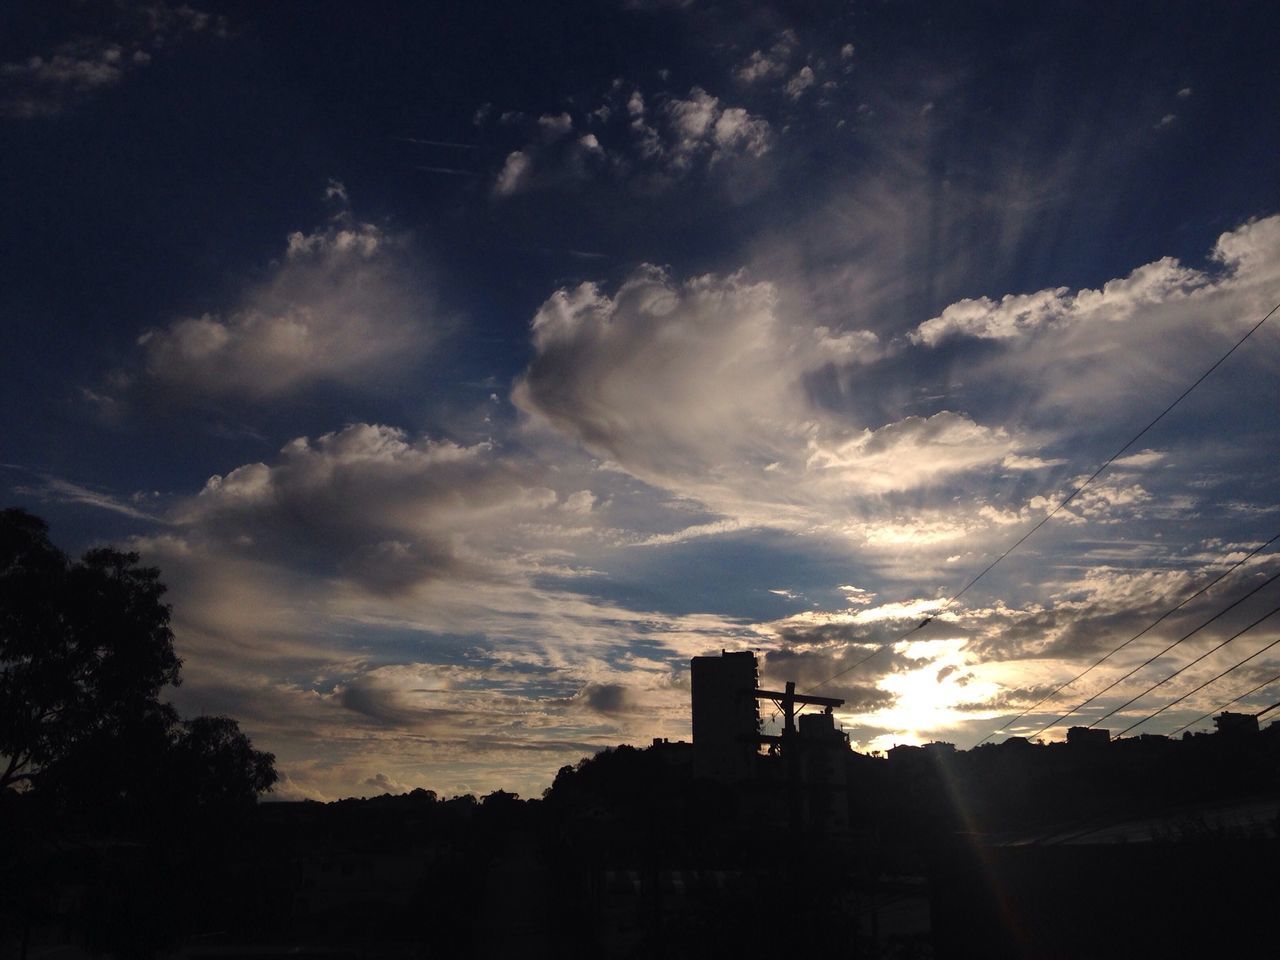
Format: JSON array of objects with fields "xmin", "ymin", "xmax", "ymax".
[{"xmin": 691, "ymin": 650, "xmax": 760, "ymax": 782}]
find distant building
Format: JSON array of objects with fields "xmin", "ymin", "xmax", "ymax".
[
  {"xmin": 1213, "ymin": 711, "xmax": 1259, "ymax": 736},
  {"xmin": 1067, "ymin": 726, "xmax": 1110, "ymax": 746},
  {"xmin": 691, "ymin": 650, "xmax": 760, "ymax": 782}
]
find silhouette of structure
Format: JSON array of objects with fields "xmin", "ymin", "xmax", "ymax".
[
  {"xmin": 690, "ymin": 650, "xmax": 849, "ymax": 835},
  {"xmin": 1214, "ymin": 710, "xmax": 1259, "ymax": 736},
  {"xmin": 1067, "ymin": 725, "xmax": 1110, "ymax": 746},
  {"xmin": 690, "ymin": 651, "xmax": 760, "ymax": 782}
]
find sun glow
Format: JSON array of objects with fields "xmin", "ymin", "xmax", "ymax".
[{"xmin": 846, "ymin": 638, "xmax": 1000, "ymax": 748}]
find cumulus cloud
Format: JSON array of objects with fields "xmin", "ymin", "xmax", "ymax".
[
  {"xmin": 180, "ymin": 423, "xmax": 551, "ymax": 593},
  {"xmin": 485, "ymin": 84, "xmax": 771, "ymax": 196},
  {"xmin": 734, "ymin": 29, "xmax": 798, "ymax": 84},
  {"xmin": 137, "ymin": 187, "xmax": 434, "ymax": 399},
  {"xmin": 911, "ymin": 257, "xmax": 1207, "ymax": 346},
  {"xmin": 913, "ymin": 215, "xmax": 1280, "ymax": 348},
  {"xmin": 493, "ymin": 150, "xmax": 533, "ymax": 196},
  {"xmin": 785, "ymin": 66, "xmax": 816, "ymax": 100},
  {"xmin": 906, "ymin": 214, "xmax": 1280, "ymax": 429},
  {"xmin": 513, "ymin": 265, "xmax": 1014, "ymax": 520}
]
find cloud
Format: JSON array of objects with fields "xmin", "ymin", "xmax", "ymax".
[
  {"xmin": 4, "ymin": 465, "xmax": 161, "ymax": 522},
  {"xmin": 921, "ymin": 213, "xmax": 1280, "ymax": 347},
  {"xmin": 362, "ymin": 772, "xmax": 418, "ymax": 795},
  {"xmin": 911, "ymin": 256, "xmax": 1207, "ymax": 346},
  {"xmin": 734, "ymin": 30, "xmax": 798, "ymax": 84},
  {"xmin": 485, "ymin": 84, "xmax": 771, "ymax": 196},
  {"xmin": 179, "ymin": 423, "xmax": 550, "ymax": 593},
  {"xmin": 0, "ymin": 2, "xmax": 226, "ymax": 118},
  {"xmin": 136, "ymin": 187, "xmax": 435, "ymax": 400},
  {"xmin": 494, "ymin": 150, "xmax": 533, "ymax": 195},
  {"xmin": 785, "ymin": 66, "xmax": 816, "ymax": 100},
  {"xmin": 537, "ymin": 111, "xmax": 573, "ymax": 136},
  {"xmin": 513, "ymin": 265, "xmax": 1015, "ymax": 523},
  {"xmin": 906, "ymin": 214, "xmax": 1280, "ymax": 427}
]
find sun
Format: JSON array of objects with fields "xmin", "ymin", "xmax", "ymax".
[{"xmin": 845, "ymin": 638, "xmax": 1000, "ymax": 748}]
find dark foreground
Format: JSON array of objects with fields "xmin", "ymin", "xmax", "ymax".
[{"xmin": 4, "ymin": 725, "xmax": 1279, "ymax": 959}]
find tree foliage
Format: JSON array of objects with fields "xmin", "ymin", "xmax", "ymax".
[{"xmin": 0, "ymin": 508, "xmax": 275, "ymax": 809}]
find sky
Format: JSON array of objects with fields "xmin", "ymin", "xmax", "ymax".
[{"xmin": 3, "ymin": 0, "xmax": 1280, "ymax": 801}]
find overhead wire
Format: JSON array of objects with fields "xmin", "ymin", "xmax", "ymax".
[
  {"xmin": 1088, "ymin": 598, "xmax": 1280, "ymax": 730},
  {"xmin": 975, "ymin": 533, "xmax": 1280, "ymax": 744},
  {"xmin": 1113, "ymin": 606, "xmax": 1280, "ymax": 737},
  {"xmin": 810, "ymin": 296, "xmax": 1280, "ymax": 695},
  {"xmin": 1026, "ymin": 567, "xmax": 1280, "ymax": 738}
]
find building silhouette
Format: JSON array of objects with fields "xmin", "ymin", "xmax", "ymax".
[
  {"xmin": 1214, "ymin": 711, "xmax": 1259, "ymax": 736},
  {"xmin": 690, "ymin": 650, "xmax": 760, "ymax": 782}
]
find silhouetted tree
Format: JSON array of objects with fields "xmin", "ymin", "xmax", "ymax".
[{"xmin": 0, "ymin": 508, "xmax": 275, "ymax": 809}]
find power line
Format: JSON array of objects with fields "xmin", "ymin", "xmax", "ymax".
[
  {"xmin": 1169, "ymin": 669, "xmax": 1280, "ymax": 735},
  {"xmin": 812, "ymin": 296, "xmax": 1280, "ymax": 695},
  {"xmin": 975, "ymin": 533, "xmax": 1280, "ymax": 744},
  {"xmin": 1028, "ymin": 567, "xmax": 1280, "ymax": 738},
  {"xmin": 1089, "ymin": 594, "xmax": 1280, "ymax": 730},
  {"xmin": 1114, "ymin": 607, "xmax": 1280, "ymax": 737}
]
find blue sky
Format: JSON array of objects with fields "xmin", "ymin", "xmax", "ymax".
[{"xmin": 4, "ymin": 0, "xmax": 1279, "ymax": 799}]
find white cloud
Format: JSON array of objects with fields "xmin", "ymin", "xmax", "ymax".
[
  {"xmin": 1112, "ymin": 449, "xmax": 1165, "ymax": 469},
  {"xmin": 494, "ymin": 149, "xmax": 532, "ymax": 196},
  {"xmin": 537, "ymin": 112, "xmax": 573, "ymax": 137},
  {"xmin": 734, "ymin": 30, "xmax": 798, "ymax": 84},
  {"xmin": 912, "ymin": 256, "xmax": 1207, "ymax": 346},
  {"xmin": 489, "ymin": 84, "xmax": 771, "ymax": 197},
  {"xmin": 1001, "ymin": 453, "xmax": 1067, "ymax": 470},
  {"xmin": 908, "ymin": 214, "xmax": 1280, "ymax": 425},
  {"xmin": 711, "ymin": 107, "xmax": 771, "ymax": 162},
  {"xmin": 137, "ymin": 191, "xmax": 434, "ymax": 400},
  {"xmin": 513, "ymin": 265, "xmax": 1015, "ymax": 521},
  {"xmin": 785, "ymin": 66, "xmax": 816, "ymax": 100}
]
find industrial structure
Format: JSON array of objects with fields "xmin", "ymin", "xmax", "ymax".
[{"xmin": 690, "ymin": 650, "xmax": 850, "ymax": 834}]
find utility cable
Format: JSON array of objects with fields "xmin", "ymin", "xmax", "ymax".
[
  {"xmin": 1090, "ymin": 598, "xmax": 1280, "ymax": 730},
  {"xmin": 976, "ymin": 533, "xmax": 1280, "ymax": 744},
  {"xmin": 1114, "ymin": 607, "xmax": 1280, "ymax": 737},
  {"xmin": 812, "ymin": 297, "xmax": 1280, "ymax": 694},
  {"xmin": 1169, "ymin": 669, "xmax": 1280, "ymax": 735},
  {"xmin": 1026, "ymin": 568, "xmax": 1280, "ymax": 737}
]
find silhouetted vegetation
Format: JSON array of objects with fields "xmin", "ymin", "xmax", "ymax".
[{"xmin": 1, "ymin": 508, "xmax": 276, "ymax": 957}]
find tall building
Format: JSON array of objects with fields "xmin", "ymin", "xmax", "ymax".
[{"xmin": 691, "ymin": 650, "xmax": 760, "ymax": 782}]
